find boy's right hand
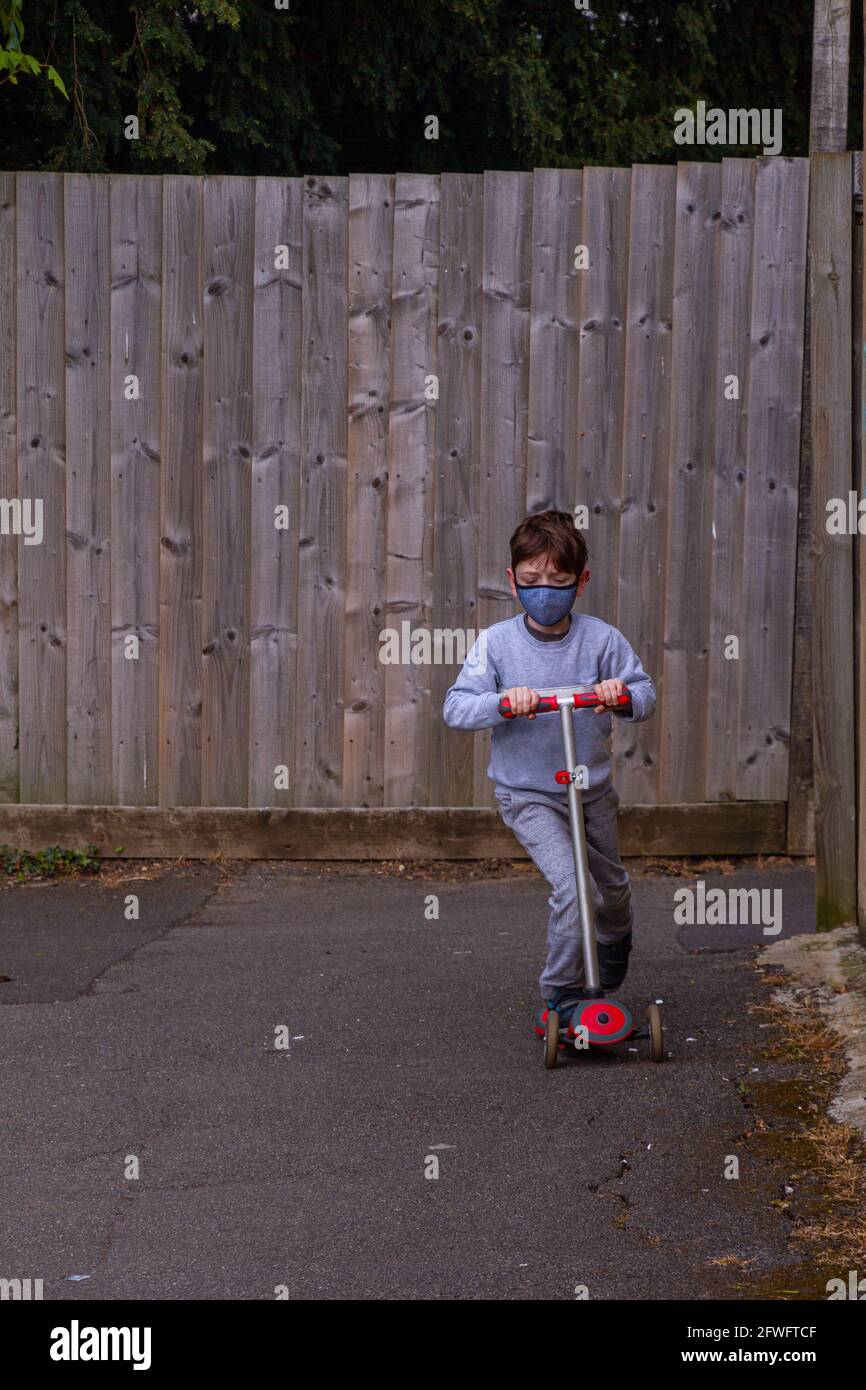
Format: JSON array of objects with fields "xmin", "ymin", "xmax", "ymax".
[{"xmin": 504, "ymin": 687, "xmax": 540, "ymax": 719}]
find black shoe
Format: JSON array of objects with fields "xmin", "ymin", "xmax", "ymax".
[
  {"xmin": 533, "ymin": 985, "xmax": 585, "ymax": 1035},
  {"xmin": 598, "ymin": 931, "xmax": 632, "ymax": 990}
]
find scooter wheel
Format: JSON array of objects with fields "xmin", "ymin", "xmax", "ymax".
[
  {"xmin": 647, "ymin": 1003, "xmax": 664, "ymax": 1062},
  {"xmin": 544, "ymin": 1009, "xmax": 560, "ymax": 1069}
]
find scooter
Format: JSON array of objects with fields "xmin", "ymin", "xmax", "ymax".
[{"xmin": 498, "ymin": 689, "xmax": 664, "ymax": 1070}]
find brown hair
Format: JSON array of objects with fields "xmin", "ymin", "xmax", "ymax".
[{"xmin": 509, "ymin": 510, "xmax": 588, "ymax": 580}]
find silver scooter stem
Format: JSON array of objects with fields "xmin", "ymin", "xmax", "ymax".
[{"xmin": 559, "ymin": 700, "xmax": 601, "ymax": 992}]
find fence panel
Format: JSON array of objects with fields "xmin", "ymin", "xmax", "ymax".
[{"xmin": 0, "ymin": 165, "xmax": 811, "ymax": 822}]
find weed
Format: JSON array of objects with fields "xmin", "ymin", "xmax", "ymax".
[{"xmin": 0, "ymin": 843, "xmax": 101, "ymax": 883}]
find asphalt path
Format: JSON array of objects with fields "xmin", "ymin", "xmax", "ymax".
[{"xmin": 0, "ymin": 861, "xmax": 815, "ymax": 1300}]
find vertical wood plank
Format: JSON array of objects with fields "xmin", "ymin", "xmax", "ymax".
[
  {"xmin": 614, "ymin": 164, "xmax": 676, "ymax": 803},
  {"xmin": 0, "ymin": 172, "xmax": 17, "ymax": 802},
  {"xmin": 65, "ymin": 174, "xmax": 112, "ymax": 804},
  {"xmin": 658, "ymin": 162, "xmax": 722, "ymax": 803},
  {"xmin": 202, "ymin": 175, "xmax": 254, "ymax": 811},
  {"xmin": 17, "ymin": 173, "xmax": 66, "ymax": 804},
  {"xmin": 737, "ymin": 157, "xmax": 810, "ymax": 801},
  {"xmin": 160, "ymin": 176, "xmax": 203, "ymax": 807},
  {"xmin": 527, "ymin": 168, "xmax": 582, "ymax": 514},
  {"xmin": 343, "ymin": 174, "xmax": 393, "ymax": 807},
  {"xmin": 384, "ymin": 173, "xmax": 439, "ymax": 806},
  {"xmin": 788, "ymin": 235, "xmax": 817, "ymax": 854},
  {"xmin": 575, "ymin": 167, "xmax": 630, "ymax": 628},
  {"xmin": 111, "ymin": 175, "xmax": 162, "ymax": 805},
  {"xmin": 294, "ymin": 175, "xmax": 348, "ymax": 807},
  {"xmin": 787, "ymin": 482, "xmax": 816, "ymax": 842},
  {"xmin": 811, "ymin": 152, "xmax": 856, "ymax": 923},
  {"xmin": 201, "ymin": 176, "xmax": 253, "ymax": 807},
  {"xmin": 705, "ymin": 159, "xmax": 757, "ymax": 802},
  {"xmin": 430, "ymin": 174, "xmax": 482, "ymax": 807},
  {"xmin": 475, "ymin": 171, "xmax": 532, "ymax": 805},
  {"xmin": 249, "ymin": 177, "xmax": 303, "ymax": 807}
]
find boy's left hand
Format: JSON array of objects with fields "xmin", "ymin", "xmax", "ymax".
[{"xmin": 593, "ymin": 678, "xmax": 627, "ymax": 713}]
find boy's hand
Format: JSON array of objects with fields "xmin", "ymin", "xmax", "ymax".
[
  {"xmin": 593, "ymin": 678, "xmax": 627, "ymax": 713},
  {"xmin": 504, "ymin": 686, "xmax": 540, "ymax": 719}
]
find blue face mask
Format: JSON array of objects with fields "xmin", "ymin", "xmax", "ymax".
[{"xmin": 515, "ymin": 582, "xmax": 577, "ymax": 626}]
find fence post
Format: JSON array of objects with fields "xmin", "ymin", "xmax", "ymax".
[
  {"xmin": 808, "ymin": 2, "xmax": 857, "ymax": 930},
  {"xmin": 811, "ymin": 150, "xmax": 857, "ymax": 928},
  {"xmin": 856, "ymin": 152, "xmax": 866, "ymax": 947},
  {"xmin": 861, "ymin": 0, "xmax": 866, "ymax": 947},
  {"xmin": 810, "ymin": 1, "xmax": 851, "ymax": 152}
]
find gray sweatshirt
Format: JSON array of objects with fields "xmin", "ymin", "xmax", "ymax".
[{"xmin": 442, "ymin": 612, "xmax": 656, "ymax": 802}]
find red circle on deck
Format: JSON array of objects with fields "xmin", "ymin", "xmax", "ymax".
[{"xmin": 569, "ymin": 998, "xmax": 633, "ymax": 1045}]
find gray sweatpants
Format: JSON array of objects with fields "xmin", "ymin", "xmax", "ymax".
[{"xmin": 494, "ymin": 784, "xmax": 633, "ymax": 998}]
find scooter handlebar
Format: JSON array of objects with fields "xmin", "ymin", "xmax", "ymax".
[{"xmin": 498, "ymin": 691, "xmax": 632, "ymax": 718}]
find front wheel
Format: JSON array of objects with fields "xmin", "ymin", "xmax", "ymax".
[
  {"xmin": 647, "ymin": 1003, "xmax": 664, "ymax": 1062},
  {"xmin": 544, "ymin": 1009, "xmax": 560, "ymax": 1069}
]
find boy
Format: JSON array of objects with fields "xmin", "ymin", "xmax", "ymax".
[{"xmin": 443, "ymin": 509, "xmax": 656, "ymax": 1030}]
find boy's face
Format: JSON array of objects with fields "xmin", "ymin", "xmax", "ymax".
[{"xmin": 506, "ymin": 551, "xmax": 590, "ymax": 600}]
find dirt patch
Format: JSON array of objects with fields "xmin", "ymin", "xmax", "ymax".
[
  {"xmin": 103, "ymin": 852, "xmax": 808, "ymax": 881},
  {"xmin": 729, "ymin": 965, "xmax": 866, "ymax": 1298},
  {"xmin": 0, "ymin": 856, "xmax": 224, "ymax": 891},
  {"xmin": 1, "ymin": 851, "xmax": 810, "ymax": 889},
  {"xmin": 197, "ymin": 853, "xmax": 811, "ymax": 887},
  {"xmin": 631, "ymin": 854, "xmax": 809, "ymax": 879}
]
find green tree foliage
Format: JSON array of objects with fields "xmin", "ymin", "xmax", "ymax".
[
  {"xmin": 0, "ymin": 1, "xmax": 827, "ymax": 175},
  {"xmin": 1, "ymin": 0, "xmax": 66, "ymax": 96}
]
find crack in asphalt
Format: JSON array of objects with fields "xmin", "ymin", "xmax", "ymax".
[{"xmin": 79, "ymin": 874, "xmax": 223, "ymax": 1000}]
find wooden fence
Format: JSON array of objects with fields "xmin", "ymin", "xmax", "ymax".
[{"xmin": 0, "ymin": 162, "xmax": 811, "ymax": 849}]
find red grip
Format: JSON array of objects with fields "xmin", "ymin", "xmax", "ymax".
[
  {"xmin": 572, "ymin": 691, "xmax": 631, "ymax": 709},
  {"xmin": 499, "ymin": 694, "xmax": 559, "ymax": 719},
  {"xmin": 498, "ymin": 690, "xmax": 632, "ymax": 718}
]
